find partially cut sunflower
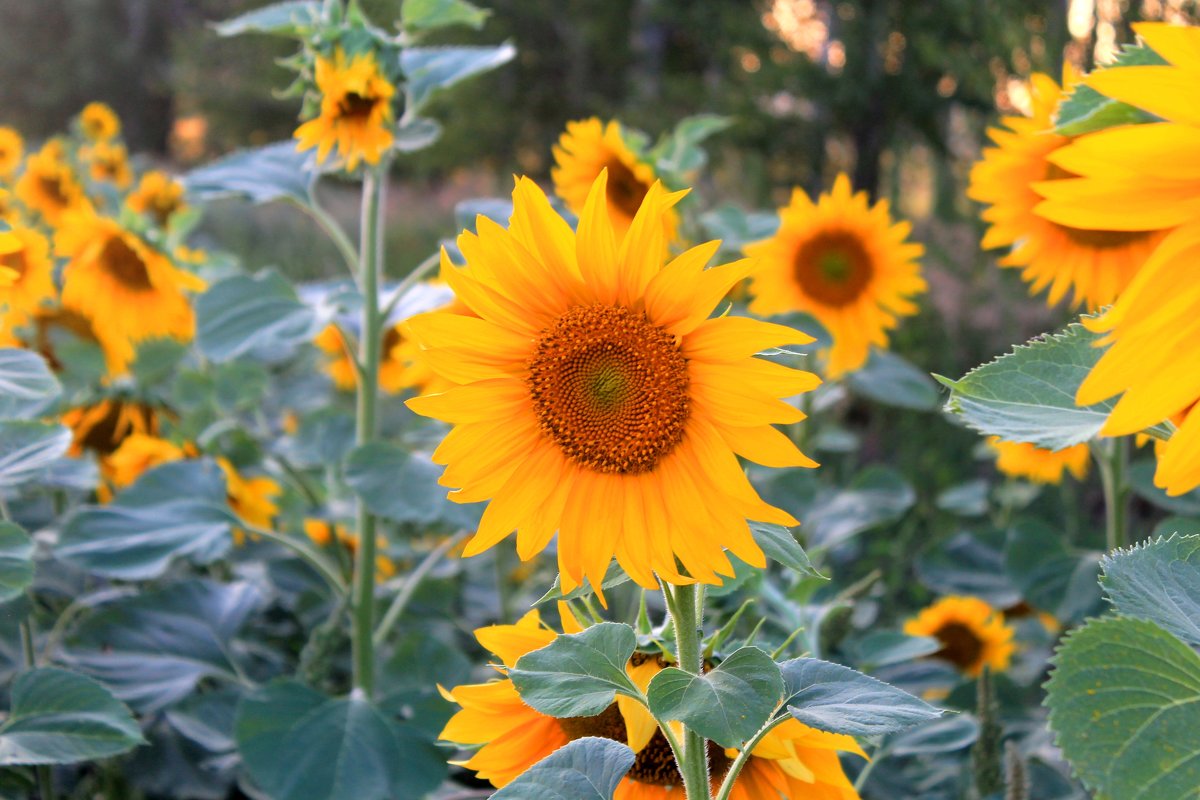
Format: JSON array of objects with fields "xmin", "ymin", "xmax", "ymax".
[
  {"xmin": 552, "ymin": 118, "xmax": 677, "ymax": 243},
  {"xmin": 105, "ymin": 433, "xmax": 192, "ymax": 489},
  {"xmin": 904, "ymin": 595, "xmax": 1015, "ymax": 677},
  {"xmin": 441, "ymin": 609, "xmax": 864, "ymax": 798},
  {"xmin": 15, "ymin": 144, "xmax": 88, "ymax": 227},
  {"xmin": 0, "ymin": 226, "xmax": 55, "ymax": 323},
  {"xmin": 62, "ymin": 399, "xmax": 160, "ymax": 459},
  {"xmin": 126, "ymin": 170, "xmax": 187, "ymax": 227},
  {"xmin": 406, "ymin": 173, "xmax": 819, "ymax": 593},
  {"xmin": 218, "ymin": 457, "xmax": 282, "ymax": 542},
  {"xmin": 57, "ymin": 211, "xmax": 206, "ymax": 352},
  {"xmin": 313, "ymin": 322, "xmax": 427, "ymax": 394},
  {"xmin": 294, "ymin": 48, "xmax": 396, "ymax": 171},
  {"xmin": 744, "ymin": 175, "xmax": 926, "ymax": 378},
  {"xmin": 987, "ymin": 437, "xmax": 1090, "ymax": 485},
  {"xmin": 79, "ymin": 102, "xmax": 120, "ymax": 142},
  {"xmin": 968, "ymin": 68, "xmax": 1165, "ymax": 309},
  {"xmin": 0, "ymin": 127, "xmax": 23, "ymax": 179}
]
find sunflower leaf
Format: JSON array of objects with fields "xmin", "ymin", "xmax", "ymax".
[
  {"xmin": 646, "ymin": 646, "xmax": 783, "ymax": 748},
  {"xmin": 400, "ymin": 44, "xmax": 517, "ymax": 115},
  {"xmin": 1101, "ymin": 534, "xmax": 1200, "ymax": 646},
  {"xmin": 401, "ymin": 0, "xmax": 490, "ymax": 33},
  {"xmin": 1054, "ymin": 43, "xmax": 1166, "ymax": 136},
  {"xmin": 183, "ymin": 141, "xmax": 317, "ymax": 207},
  {"xmin": 846, "ymin": 349, "xmax": 940, "ymax": 411},
  {"xmin": 0, "ymin": 422, "xmax": 72, "ymax": 488},
  {"xmin": 345, "ymin": 442, "xmax": 483, "ymax": 530},
  {"xmin": 213, "ymin": 1, "xmax": 321, "ymax": 37},
  {"xmin": 749, "ymin": 522, "xmax": 824, "ymax": 578},
  {"xmin": 492, "ymin": 737, "xmax": 635, "ymax": 800},
  {"xmin": 510, "ymin": 623, "xmax": 641, "ymax": 717},
  {"xmin": 1045, "ymin": 616, "xmax": 1200, "ymax": 800},
  {"xmin": 0, "ymin": 523, "xmax": 34, "ymax": 604},
  {"xmin": 195, "ymin": 270, "xmax": 319, "ymax": 363},
  {"xmin": 0, "ymin": 348, "xmax": 60, "ymax": 419},
  {"xmin": 780, "ymin": 657, "xmax": 942, "ymax": 737}
]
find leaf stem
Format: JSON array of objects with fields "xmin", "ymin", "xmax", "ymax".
[
  {"xmin": 667, "ymin": 583, "xmax": 712, "ymax": 800},
  {"xmin": 373, "ymin": 532, "xmax": 465, "ymax": 647},
  {"xmin": 304, "ymin": 191, "xmax": 360, "ymax": 276},
  {"xmin": 1093, "ymin": 437, "xmax": 1130, "ymax": 552},
  {"xmin": 713, "ymin": 715, "xmax": 790, "ymax": 800},
  {"xmin": 380, "ymin": 250, "xmax": 440, "ymax": 320},
  {"xmin": 244, "ymin": 525, "xmax": 348, "ymax": 597}
]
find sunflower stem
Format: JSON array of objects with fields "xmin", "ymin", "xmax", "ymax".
[
  {"xmin": 1093, "ymin": 437, "xmax": 1129, "ymax": 552},
  {"xmin": 667, "ymin": 583, "xmax": 712, "ymax": 800},
  {"xmin": 351, "ymin": 165, "xmax": 387, "ymax": 697}
]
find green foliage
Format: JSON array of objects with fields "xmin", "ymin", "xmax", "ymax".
[
  {"xmin": 888, "ymin": 715, "xmax": 980, "ymax": 756},
  {"xmin": 491, "ymin": 737, "xmax": 636, "ymax": 800},
  {"xmin": 649, "ymin": 114, "xmax": 733, "ymax": 178},
  {"xmin": 509, "ymin": 623, "xmax": 641, "ymax": 718},
  {"xmin": 847, "ymin": 349, "xmax": 941, "ymax": 412},
  {"xmin": 780, "ymin": 658, "xmax": 943, "ymax": 737},
  {"xmin": 0, "ymin": 422, "xmax": 72, "ymax": 488},
  {"xmin": 214, "ymin": 1, "xmax": 323, "ymax": 38},
  {"xmin": 344, "ymin": 441, "xmax": 482, "ymax": 529},
  {"xmin": 400, "ymin": 0, "xmax": 490, "ymax": 33},
  {"xmin": 400, "ymin": 44, "xmax": 518, "ymax": 116},
  {"xmin": 195, "ymin": 270, "xmax": 319, "ymax": 363},
  {"xmin": 1054, "ymin": 43, "xmax": 1166, "ymax": 136},
  {"xmin": 0, "ymin": 349, "xmax": 60, "ymax": 419},
  {"xmin": 0, "ymin": 667, "xmax": 144, "ymax": 765},
  {"xmin": 647, "ymin": 646, "xmax": 783, "ymax": 748},
  {"xmin": 803, "ymin": 466, "xmax": 916, "ymax": 548},
  {"xmin": 749, "ymin": 522, "xmax": 824, "ymax": 578},
  {"xmin": 1101, "ymin": 534, "xmax": 1200, "ymax": 647},
  {"xmin": 1046, "ymin": 617, "xmax": 1200, "ymax": 800},
  {"xmin": 0, "ymin": 523, "xmax": 34, "ymax": 604},
  {"xmin": 1005, "ymin": 519, "xmax": 1102, "ymax": 624},
  {"xmin": 184, "ymin": 141, "xmax": 317, "ymax": 207},
  {"xmin": 849, "ymin": 631, "xmax": 941, "ymax": 670}
]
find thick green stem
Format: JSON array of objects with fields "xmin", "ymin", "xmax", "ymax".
[
  {"xmin": 351, "ymin": 167, "xmax": 387, "ymax": 697},
  {"xmin": 1094, "ymin": 438, "xmax": 1130, "ymax": 552},
  {"xmin": 668, "ymin": 584, "xmax": 712, "ymax": 800}
]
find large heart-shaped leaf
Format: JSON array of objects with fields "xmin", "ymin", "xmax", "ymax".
[
  {"xmin": 345, "ymin": 442, "xmax": 483, "ymax": 529},
  {"xmin": 184, "ymin": 141, "xmax": 316, "ymax": 206},
  {"xmin": 213, "ymin": 1, "xmax": 320, "ymax": 37},
  {"xmin": 1101, "ymin": 534, "xmax": 1200, "ymax": 647},
  {"xmin": 492, "ymin": 737, "xmax": 635, "ymax": 800},
  {"xmin": 196, "ymin": 270, "xmax": 319, "ymax": 363},
  {"xmin": 0, "ymin": 422, "xmax": 71, "ymax": 487},
  {"xmin": 0, "ymin": 523, "xmax": 34, "ymax": 604},
  {"xmin": 0, "ymin": 348, "xmax": 59, "ymax": 419},
  {"xmin": 401, "ymin": 44, "xmax": 516, "ymax": 114},
  {"xmin": 510, "ymin": 623, "xmax": 640, "ymax": 718},
  {"xmin": 780, "ymin": 658, "xmax": 942, "ymax": 737}
]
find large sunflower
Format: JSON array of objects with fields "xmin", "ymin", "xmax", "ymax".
[
  {"xmin": 79, "ymin": 102, "xmax": 120, "ymax": 142},
  {"xmin": 56, "ymin": 211, "xmax": 206, "ymax": 350},
  {"xmin": 294, "ymin": 48, "xmax": 396, "ymax": 171},
  {"xmin": 987, "ymin": 437, "xmax": 1090, "ymax": 485},
  {"xmin": 1035, "ymin": 24, "xmax": 1200, "ymax": 495},
  {"xmin": 126, "ymin": 170, "xmax": 187, "ymax": 227},
  {"xmin": 0, "ymin": 127, "xmax": 23, "ymax": 179},
  {"xmin": 552, "ymin": 118, "xmax": 676, "ymax": 243},
  {"xmin": 405, "ymin": 173, "xmax": 819, "ymax": 593},
  {"xmin": 968, "ymin": 68, "xmax": 1165, "ymax": 309},
  {"xmin": 744, "ymin": 175, "xmax": 926, "ymax": 379},
  {"xmin": 0, "ymin": 226, "xmax": 55, "ymax": 322},
  {"xmin": 904, "ymin": 596, "xmax": 1015, "ymax": 677},
  {"xmin": 15, "ymin": 144, "xmax": 88, "ymax": 227},
  {"xmin": 441, "ymin": 610, "xmax": 864, "ymax": 799}
]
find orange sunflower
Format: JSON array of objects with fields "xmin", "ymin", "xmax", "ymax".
[
  {"xmin": 79, "ymin": 102, "xmax": 120, "ymax": 142},
  {"xmin": 744, "ymin": 175, "xmax": 926, "ymax": 378},
  {"xmin": 904, "ymin": 596, "xmax": 1016, "ymax": 677},
  {"xmin": 987, "ymin": 437, "xmax": 1090, "ymax": 485},
  {"xmin": 0, "ymin": 127, "xmax": 23, "ymax": 180},
  {"xmin": 105, "ymin": 433, "xmax": 192, "ymax": 489},
  {"xmin": 218, "ymin": 457, "xmax": 282, "ymax": 544},
  {"xmin": 15, "ymin": 144, "xmax": 89, "ymax": 227},
  {"xmin": 126, "ymin": 170, "xmax": 188, "ymax": 227},
  {"xmin": 0, "ymin": 227, "xmax": 55, "ymax": 321},
  {"xmin": 405, "ymin": 173, "xmax": 819, "ymax": 593},
  {"xmin": 294, "ymin": 48, "xmax": 396, "ymax": 170},
  {"xmin": 82, "ymin": 141, "xmax": 132, "ymax": 189},
  {"xmin": 441, "ymin": 610, "xmax": 864, "ymax": 799},
  {"xmin": 968, "ymin": 68, "xmax": 1166, "ymax": 309},
  {"xmin": 63, "ymin": 399, "xmax": 160, "ymax": 459}
]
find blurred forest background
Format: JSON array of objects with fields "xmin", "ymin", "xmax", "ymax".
[{"xmin": 1, "ymin": 0, "xmax": 1197, "ymax": 378}]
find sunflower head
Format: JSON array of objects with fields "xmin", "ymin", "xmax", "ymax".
[
  {"xmin": 0, "ymin": 226, "xmax": 55, "ymax": 322},
  {"xmin": 127, "ymin": 170, "xmax": 188, "ymax": 227},
  {"xmin": 218, "ymin": 457, "xmax": 281, "ymax": 534},
  {"xmin": 904, "ymin": 595, "xmax": 1016, "ymax": 677},
  {"xmin": 745, "ymin": 174, "xmax": 926, "ymax": 378},
  {"xmin": 79, "ymin": 102, "xmax": 121, "ymax": 142},
  {"xmin": 82, "ymin": 141, "xmax": 132, "ymax": 189},
  {"xmin": 314, "ymin": 321, "xmax": 423, "ymax": 394},
  {"xmin": 552, "ymin": 118, "xmax": 676, "ymax": 242},
  {"xmin": 441, "ymin": 610, "xmax": 864, "ymax": 797},
  {"xmin": 15, "ymin": 145, "xmax": 88, "ymax": 227},
  {"xmin": 405, "ymin": 171, "xmax": 820, "ymax": 594},
  {"xmin": 0, "ymin": 127, "xmax": 23, "ymax": 179},
  {"xmin": 63, "ymin": 399, "xmax": 160, "ymax": 459},
  {"xmin": 105, "ymin": 433, "xmax": 190, "ymax": 489},
  {"xmin": 294, "ymin": 47, "xmax": 396, "ymax": 171},
  {"xmin": 987, "ymin": 436, "xmax": 1090, "ymax": 484}
]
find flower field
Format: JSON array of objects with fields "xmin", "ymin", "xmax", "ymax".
[{"xmin": 1, "ymin": 1, "xmax": 1199, "ymax": 798}]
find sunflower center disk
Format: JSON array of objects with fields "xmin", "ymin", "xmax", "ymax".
[
  {"xmin": 933, "ymin": 621, "xmax": 984, "ymax": 671},
  {"xmin": 604, "ymin": 158, "xmax": 649, "ymax": 219},
  {"xmin": 0, "ymin": 248, "xmax": 26, "ymax": 277},
  {"xmin": 100, "ymin": 235, "xmax": 154, "ymax": 290},
  {"xmin": 338, "ymin": 92, "xmax": 377, "ymax": 121},
  {"xmin": 793, "ymin": 231, "xmax": 874, "ymax": 307},
  {"xmin": 1042, "ymin": 162, "xmax": 1153, "ymax": 249},
  {"xmin": 527, "ymin": 304, "xmax": 689, "ymax": 475},
  {"xmin": 38, "ymin": 175, "xmax": 70, "ymax": 208}
]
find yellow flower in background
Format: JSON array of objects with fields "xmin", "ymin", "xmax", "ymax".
[
  {"xmin": 294, "ymin": 48, "xmax": 396, "ymax": 170},
  {"xmin": 314, "ymin": 322, "xmax": 415, "ymax": 394},
  {"xmin": 0, "ymin": 127, "xmax": 23, "ymax": 179},
  {"xmin": 406, "ymin": 173, "xmax": 819, "ymax": 594},
  {"xmin": 552, "ymin": 118, "xmax": 677, "ymax": 243},
  {"xmin": 218, "ymin": 457, "xmax": 281, "ymax": 540},
  {"xmin": 56, "ymin": 211, "xmax": 206, "ymax": 352},
  {"xmin": 744, "ymin": 175, "xmax": 926, "ymax": 379},
  {"xmin": 303, "ymin": 519, "xmax": 396, "ymax": 580},
  {"xmin": 105, "ymin": 434, "xmax": 191, "ymax": 489},
  {"xmin": 0, "ymin": 226, "xmax": 55, "ymax": 321},
  {"xmin": 441, "ymin": 610, "xmax": 864, "ymax": 798},
  {"xmin": 988, "ymin": 437, "xmax": 1090, "ymax": 484},
  {"xmin": 79, "ymin": 102, "xmax": 120, "ymax": 142},
  {"xmin": 62, "ymin": 399, "xmax": 160, "ymax": 459},
  {"xmin": 0, "ymin": 305, "xmax": 131, "ymax": 376},
  {"xmin": 904, "ymin": 596, "xmax": 1016, "ymax": 677},
  {"xmin": 82, "ymin": 141, "xmax": 132, "ymax": 189},
  {"xmin": 127, "ymin": 170, "xmax": 188, "ymax": 227},
  {"xmin": 0, "ymin": 189, "xmax": 19, "ymax": 224},
  {"xmin": 16, "ymin": 144, "xmax": 88, "ymax": 227},
  {"xmin": 968, "ymin": 68, "xmax": 1165, "ymax": 310}
]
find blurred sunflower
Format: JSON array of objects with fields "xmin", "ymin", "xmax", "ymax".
[
  {"xmin": 57, "ymin": 211, "xmax": 206, "ymax": 349},
  {"xmin": 1, "ymin": 304, "xmax": 133, "ymax": 377},
  {"xmin": 62, "ymin": 399, "xmax": 160, "ymax": 459},
  {"xmin": 1035, "ymin": 24, "xmax": 1200, "ymax": 495},
  {"xmin": 0, "ymin": 189, "xmax": 19, "ymax": 224},
  {"xmin": 304, "ymin": 519, "xmax": 396, "ymax": 579},
  {"xmin": 82, "ymin": 141, "xmax": 132, "ymax": 189},
  {"xmin": 79, "ymin": 102, "xmax": 120, "ymax": 142},
  {"xmin": 744, "ymin": 175, "xmax": 926, "ymax": 379},
  {"xmin": 294, "ymin": 48, "xmax": 396, "ymax": 170},
  {"xmin": 987, "ymin": 437, "xmax": 1090, "ymax": 484},
  {"xmin": 105, "ymin": 433, "xmax": 192, "ymax": 489},
  {"xmin": 313, "ymin": 322, "xmax": 419, "ymax": 394},
  {"xmin": 441, "ymin": 610, "xmax": 864, "ymax": 798},
  {"xmin": 127, "ymin": 171, "xmax": 187, "ymax": 227},
  {"xmin": 0, "ymin": 226, "xmax": 55, "ymax": 322},
  {"xmin": 904, "ymin": 595, "xmax": 1015, "ymax": 677},
  {"xmin": 968, "ymin": 68, "xmax": 1165, "ymax": 309},
  {"xmin": 552, "ymin": 118, "xmax": 677, "ymax": 243},
  {"xmin": 0, "ymin": 127, "xmax": 23, "ymax": 179},
  {"xmin": 405, "ymin": 173, "xmax": 819, "ymax": 594},
  {"xmin": 218, "ymin": 457, "xmax": 281, "ymax": 543},
  {"xmin": 15, "ymin": 144, "xmax": 88, "ymax": 227}
]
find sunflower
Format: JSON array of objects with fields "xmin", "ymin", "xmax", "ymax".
[
  {"xmin": 105, "ymin": 434, "xmax": 192, "ymax": 489},
  {"xmin": 62, "ymin": 399, "xmax": 160, "ymax": 459},
  {"xmin": 15, "ymin": 144, "xmax": 88, "ymax": 227},
  {"xmin": 294, "ymin": 48, "xmax": 396, "ymax": 170},
  {"xmin": 0, "ymin": 226, "xmax": 55, "ymax": 322},
  {"xmin": 744, "ymin": 175, "xmax": 926, "ymax": 379},
  {"xmin": 82, "ymin": 141, "xmax": 132, "ymax": 189},
  {"xmin": 2, "ymin": 304, "xmax": 133, "ymax": 377},
  {"xmin": 303, "ymin": 519, "xmax": 397, "ymax": 580},
  {"xmin": 987, "ymin": 436, "xmax": 1090, "ymax": 485},
  {"xmin": 552, "ymin": 118, "xmax": 677, "ymax": 244},
  {"xmin": 405, "ymin": 173, "xmax": 820, "ymax": 594},
  {"xmin": 56, "ymin": 211, "xmax": 206, "ymax": 351},
  {"xmin": 79, "ymin": 102, "xmax": 120, "ymax": 142},
  {"xmin": 968, "ymin": 68, "xmax": 1166, "ymax": 310},
  {"xmin": 218, "ymin": 457, "xmax": 281, "ymax": 542},
  {"xmin": 904, "ymin": 596, "xmax": 1016, "ymax": 677},
  {"xmin": 441, "ymin": 609, "xmax": 864, "ymax": 798},
  {"xmin": 126, "ymin": 170, "xmax": 188, "ymax": 227},
  {"xmin": 0, "ymin": 189, "xmax": 21, "ymax": 224},
  {"xmin": 313, "ymin": 322, "xmax": 423, "ymax": 394},
  {"xmin": 0, "ymin": 127, "xmax": 23, "ymax": 179}
]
